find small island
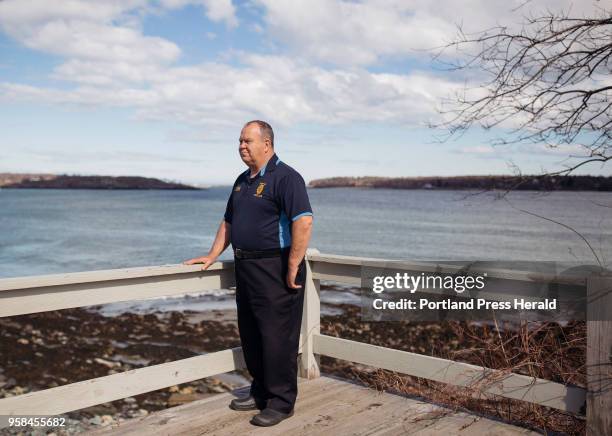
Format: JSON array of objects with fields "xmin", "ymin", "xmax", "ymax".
[
  {"xmin": 308, "ymin": 175, "xmax": 612, "ymax": 191},
  {"xmin": 0, "ymin": 173, "xmax": 201, "ymax": 190}
]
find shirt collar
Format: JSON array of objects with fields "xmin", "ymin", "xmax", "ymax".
[
  {"xmin": 244, "ymin": 153, "xmax": 280, "ymax": 183},
  {"xmin": 259, "ymin": 153, "xmax": 280, "ymax": 176}
]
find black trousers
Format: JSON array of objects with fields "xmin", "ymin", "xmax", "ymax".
[{"xmin": 234, "ymin": 251, "xmax": 306, "ymax": 414}]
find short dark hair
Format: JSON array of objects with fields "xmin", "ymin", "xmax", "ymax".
[{"xmin": 245, "ymin": 120, "xmax": 274, "ymax": 147}]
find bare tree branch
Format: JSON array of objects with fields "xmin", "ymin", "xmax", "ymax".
[{"xmin": 431, "ymin": 7, "xmax": 612, "ymax": 174}]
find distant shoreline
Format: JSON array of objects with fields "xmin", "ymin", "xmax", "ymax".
[
  {"xmin": 0, "ymin": 173, "xmax": 202, "ymax": 190},
  {"xmin": 308, "ymin": 175, "xmax": 612, "ymax": 191}
]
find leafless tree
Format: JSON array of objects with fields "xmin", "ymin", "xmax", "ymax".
[{"xmin": 432, "ymin": 5, "xmax": 612, "ymax": 177}]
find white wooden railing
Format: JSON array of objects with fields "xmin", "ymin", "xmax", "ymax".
[{"xmin": 0, "ymin": 249, "xmax": 610, "ymax": 435}]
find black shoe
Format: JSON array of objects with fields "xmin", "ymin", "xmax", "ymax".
[
  {"xmin": 229, "ymin": 395, "xmax": 266, "ymax": 411},
  {"xmin": 250, "ymin": 408, "xmax": 294, "ymax": 426}
]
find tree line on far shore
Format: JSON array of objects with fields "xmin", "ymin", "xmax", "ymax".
[
  {"xmin": 308, "ymin": 175, "xmax": 612, "ymax": 191},
  {"xmin": 0, "ymin": 173, "xmax": 200, "ymax": 190}
]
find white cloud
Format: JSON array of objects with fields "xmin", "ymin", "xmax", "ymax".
[
  {"xmin": 0, "ymin": 0, "xmax": 143, "ymax": 24},
  {"xmin": 0, "ymin": 0, "xmax": 180, "ymax": 65},
  {"xmin": 0, "ymin": 0, "xmax": 240, "ymax": 66},
  {"xmin": 0, "ymin": 0, "xmax": 603, "ymax": 134},
  {"xmin": 255, "ymin": 0, "xmax": 453, "ymax": 65},
  {"xmin": 202, "ymin": 0, "xmax": 238, "ymax": 28},
  {"xmin": 0, "ymin": 0, "xmax": 240, "ymax": 120},
  {"xmin": 158, "ymin": 0, "xmax": 238, "ymax": 27},
  {"xmin": 31, "ymin": 20, "xmax": 179, "ymax": 64},
  {"xmin": 254, "ymin": 0, "xmax": 604, "ymax": 66},
  {"xmin": 0, "ymin": 0, "xmax": 463, "ymax": 128},
  {"xmin": 1, "ymin": 53, "xmax": 461, "ymax": 128}
]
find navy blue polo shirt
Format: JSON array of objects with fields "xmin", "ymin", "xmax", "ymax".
[{"xmin": 223, "ymin": 154, "xmax": 313, "ymax": 251}]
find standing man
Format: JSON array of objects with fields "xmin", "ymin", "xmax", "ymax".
[{"xmin": 184, "ymin": 120, "xmax": 313, "ymax": 427}]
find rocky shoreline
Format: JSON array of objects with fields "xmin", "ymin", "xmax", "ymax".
[
  {"xmin": 0, "ymin": 285, "xmax": 586, "ymax": 435},
  {"xmin": 308, "ymin": 175, "xmax": 612, "ymax": 191},
  {"xmin": 0, "ymin": 173, "xmax": 200, "ymax": 190},
  {"xmin": 0, "ymin": 308, "xmax": 243, "ymax": 435}
]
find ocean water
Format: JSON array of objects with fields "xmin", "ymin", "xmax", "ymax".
[{"xmin": 1, "ymin": 187, "xmax": 611, "ymax": 280}]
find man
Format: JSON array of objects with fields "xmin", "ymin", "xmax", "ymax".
[{"xmin": 183, "ymin": 120, "xmax": 313, "ymax": 427}]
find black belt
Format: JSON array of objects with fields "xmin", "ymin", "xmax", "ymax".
[{"xmin": 234, "ymin": 248, "xmax": 284, "ymax": 259}]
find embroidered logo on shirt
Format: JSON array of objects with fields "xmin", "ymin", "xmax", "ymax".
[
  {"xmin": 234, "ymin": 185, "xmax": 241, "ymax": 192},
  {"xmin": 254, "ymin": 182, "xmax": 266, "ymax": 197}
]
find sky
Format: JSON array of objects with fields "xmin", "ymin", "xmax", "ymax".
[{"xmin": 0, "ymin": 0, "xmax": 609, "ymax": 185}]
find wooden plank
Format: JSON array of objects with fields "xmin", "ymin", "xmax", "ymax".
[
  {"xmin": 94, "ymin": 391, "xmax": 235, "ymax": 435},
  {"xmin": 291, "ymin": 378, "xmax": 437, "ymax": 435},
  {"xmin": 452, "ymin": 416, "xmax": 536, "ymax": 435},
  {"xmin": 313, "ymin": 334, "xmax": 586, "ymax": 413},
  {"xmin": 586, "ymin": 276, "xmax": 612, "ymax": 436},
  {"xmin": 408, "ymin": 412, "xmax": 536, "ymax": 435},
  {"xmin": 299, "ymin": 248, "xmax": 321, "ymax": 379},
  {"xmin": 308, "ymin": 253, "xmax": 587, "ymax": 286},
  {"xmin": 0, "ymin": 261, "xmax": 234, "ymax": 292},
  {"xmin": 190, "ymin": 378, "xmax": 355, "ymax": 436},
  {"xmin": 87, "ymin": 377, "xmax": 317, "ymax": 435},
  {"xmin": 218, "ymin": 378, "xmax": 362, "ymax": 436},
  {"xmin": 288, "ymin": 379, "xmax": 418, "ymax": 435},
  {"xmin": 87, "ymin": 376, "xmax": 539, "ymax": 435},
  {"xmin": 0, "ymin": 268, "xmax": 235, "ymax": 317},
  {"xmin": 311, "ymin": 261, "xmax": 362, "ymax": 285},
  {"xmin": 307, "ymin": 252, "xmax": 393, "ymax": 266},
  {"xmin": 310, "ymin": 255, "xmax": 587, "ymax": 314},
  {"xmin": 0, "ymin": 347, "xmax": 245, "ymax": 417}
]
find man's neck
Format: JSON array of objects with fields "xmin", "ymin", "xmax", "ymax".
[{"xmin": 249, "ymin": 153, "xmax": 274, "ymax": 178}]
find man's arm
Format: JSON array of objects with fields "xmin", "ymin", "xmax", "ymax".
[
  {"xmin": 183, "ymin": 219, "xmax": 231, "ymax": 270},
  {"xmin": 286, "ymin": 215, "xmax": 313, "ymax": 289}
]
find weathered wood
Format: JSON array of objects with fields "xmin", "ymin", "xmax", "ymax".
[
  {"xmin": 299, "ymin": 248, "xmax": 321, "ymax": 379},
  {"xmin": 310, "ymin": 253, "xmax": 588, "ymax": 320},
  {"xmin": 586, "ymin": 275, "xmax": 612, "ymax": 436},
  {"xmin": 314, "ymin": 334, "xmax": 586, "ymax": 413},
  {"xmin": 0, "ymin": 249, "xmax": 592, "ymax": 430},
  {"xmin": 310, "ymin": 260, "xmax": 362, "ymax": 285},
  {"xmin": 0, "ymin": 347, "xmax": 245, "ymax": 417},
  {"xmin": 309, "ymin": 252, "xmax": 588, "ymax": 286},
  {"xmin": 0, "ymin": 261, "xmax": 234, "ymax": 292},
  {"xmin": 87, "ymin": 376, "xmax": 540, "ymax": 435},
  {"xmin": 0, "ymin": 266, "xmax": 235, "ymax": 317}
]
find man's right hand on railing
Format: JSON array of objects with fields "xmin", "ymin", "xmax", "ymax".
[
  {"xmin": 182, "ymin": 219, "xmax": 229, "ymax": 271},
  {"xmin": 182, "ymin": 255, "xmax": 217, "ymax": 271}
]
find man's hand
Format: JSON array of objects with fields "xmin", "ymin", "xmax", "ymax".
[
  {"xmin": 286, "ymin": 264, "xmax": 302, "ymax": 289},
  {"xmin": 285, "ymin": 215, "xmax": 312, "ymax": 289},
  {"xmin": 182, "ymin": 219, "xmax": 230, "ymax": 271},
  {"xmin": 183, "ymin": 255, "xmax": 217, "ymax": 271}
]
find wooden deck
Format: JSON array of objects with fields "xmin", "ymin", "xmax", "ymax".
[
  {"xmin": 89, "ymin": 376, "xmax": 539, "ymax": 435},
  {"xmin": 3, "ymin": 251, "xmax": 605, "ymax": 434}
]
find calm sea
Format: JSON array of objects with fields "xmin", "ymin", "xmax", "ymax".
[{"xmin": 1, "ymin": 187, "xmax": 611, "ymax": 280}]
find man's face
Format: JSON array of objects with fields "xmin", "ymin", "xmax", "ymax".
[{"xmin": 239, "ymin": 123, "xmax": 269, "ymax": 166}]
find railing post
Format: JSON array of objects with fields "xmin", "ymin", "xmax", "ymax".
[
  {"xmin": 586, "ymin": 274, "xmax": 612, "ymax": 436},
  {"xmin": 299, "ymin": 248, "xmax": 321, "ymax": 379}
]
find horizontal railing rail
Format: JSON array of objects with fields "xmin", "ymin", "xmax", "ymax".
[
  {"xmin": 0, "ymin": 261, "xmax": 245, "ymax": 419},
  {"xmin": 301, "ymin": 252, "xmax": 589, "ymax": 414},
  {"xmin": 0, "ymin": 262, "xmax": 235, "ymax": 318},
  {"xmin": 0, "ymin": 348, "xmax": 245, "ymax": 416},
  {"xmin": 301, "ymin": 252, "xmax": 609, "ymax": 436},
  {"xmin": 307, "ymin": 252, "xmax": 589, "ymax": 286},
  {"xmin": 0, "ymin": 249, "xmax": 608, "ymax": 435}
]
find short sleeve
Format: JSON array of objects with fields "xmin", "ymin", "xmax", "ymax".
[{"xmin": 278, "ymin": 172, "xmax": 313, "ymax": 222}]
